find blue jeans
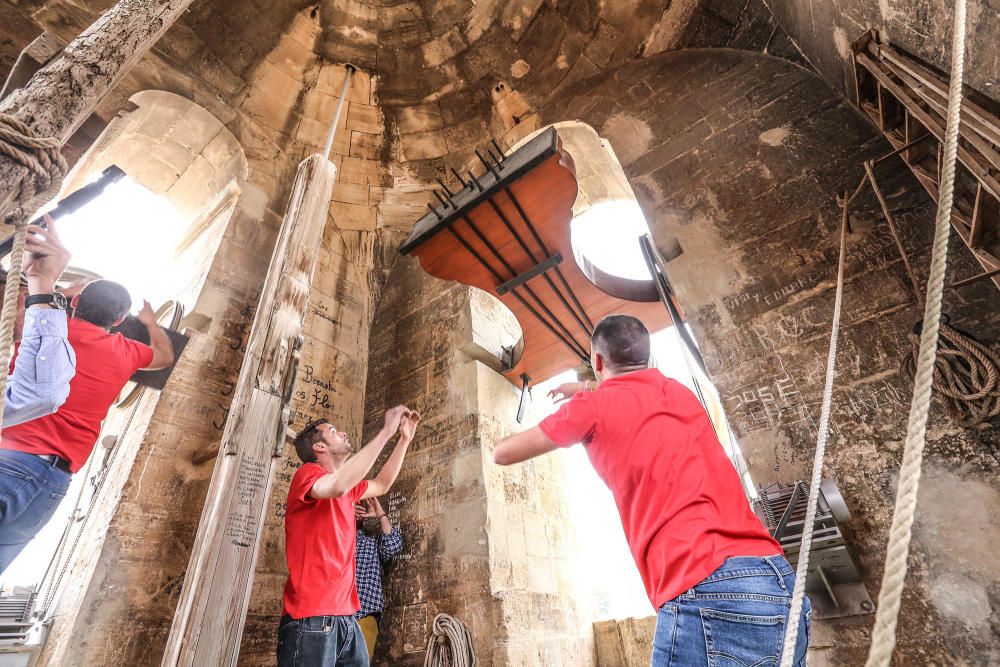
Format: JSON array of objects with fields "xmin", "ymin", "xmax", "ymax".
[
  {"xmin": 277, "ymin": 614, "xmax": 369, "ymax": 666},
  {"xmin": 0, "ymin": 449, "xmax": 70, "ymax": 576},
  {"xmin": 652, "ymin": 555, "xmax": 811, "ymax": 666}
]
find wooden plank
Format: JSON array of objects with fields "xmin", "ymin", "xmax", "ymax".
[
  {"xmin": 0, "ymin": 0, "xmax": 198, "ymax": 218},
  {"xmin": 856, "ymin": 53, "xmax": 1000, "ymax": 200},
  {"xmin": 877, "ymin": 43, "xmax": 1000, "ymax": 150},
  {"xmin": 163, "ymin": 155, "xmax": 337, "ymax": 666}
]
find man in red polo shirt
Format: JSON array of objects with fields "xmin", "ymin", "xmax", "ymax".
[
  {"xmin": 0, "ymin": 279, "xmax": 174, "ymax": 573},
  {"xmin": 278, "ymin": 405, "xmax": 419, "ymax": 666},
  {"xmin": 493, "ymin": 315, "xmax": 810, "ymax": 666}
]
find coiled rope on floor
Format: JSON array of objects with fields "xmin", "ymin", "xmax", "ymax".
[
  {"xmin": 424, "ymin": 613, "xmax": 476, "ymax": 667},
  {"xmin": 865, "ymin": 0, "xmax": 969, "ymax": 663},
  {"xmin": 900, "ymin": 322, "xmax": 999, "ymax": 429}
]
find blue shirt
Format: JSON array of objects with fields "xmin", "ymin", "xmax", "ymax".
[
  {"xmin": 354, "ymin": 525, "xmax": 402, "ymax": 620},
  {"xmin": 3, "ymin": 308, "xmax": 76, "ymax": 428}
]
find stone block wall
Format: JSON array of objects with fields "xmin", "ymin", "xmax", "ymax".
[{"xmin": 360, "ymin": 260, "xmax": 595, "ymax": 666}]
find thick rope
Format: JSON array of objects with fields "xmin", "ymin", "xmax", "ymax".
[
  {"xmin": 0, "ymin": 113, "xmax": 68, "ymax": 226},
  {"xmin": 778, "ymin": 194, "xmax": 850, "ymax": 667},
  {"xmin": 901, "ymin": 323, "xmax": 999, "ymax": 429},
  {"xmin": 865, "ymin": 0, "xmax": 968, "ymax": 663},
  {"xmin": 0, "ymin": 223, "xmax": 29, "ymax": 418},
  {"xmin": 0, "ymin": 113, "xmax": 67, "ymax": 419},
  {"xmin": 424, "ymin": 613, "xmax": 476, "ymax": 667}
]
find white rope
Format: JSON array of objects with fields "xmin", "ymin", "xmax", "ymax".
[
  {"xmin": 778, "ymin": 199, "xmax": 850, "ymax": 667},
  {"xmin": 423, "ymin": 613, "xmax": 476, "ymax": 667},
  {"xmin": 865, "ymin": 0, "xmax": 968, "ymax": 663}
]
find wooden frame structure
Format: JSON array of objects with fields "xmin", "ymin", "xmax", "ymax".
[
  {"xmin": 852, "ymin": 30, "xmax": 1000, "ymax": 290},
  {"xmin": 400, "ymin": 127, "xmax": 669, "ymax": 386}
]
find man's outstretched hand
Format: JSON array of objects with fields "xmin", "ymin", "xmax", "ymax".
[
  {"xmin": 382, "ymin": 405, "xmax": 411, "ymax": 434},
  {"xmin": 23, "ymin": 214, "xmax": 71, "ymax": 295},
  {"xmin": 355, "ymin": 498, "xmax": 379, "ymax": 519},
  {"xmin": 137, "ymin": 300, "xmax": 158, "ymax": 327},
  {"xmin": 547, "ymin": 381, "xmax": 587, "ymax": 404},
  {"xmin": 399, "ymin": 411, "xmax": 420, "ymax": 441}
]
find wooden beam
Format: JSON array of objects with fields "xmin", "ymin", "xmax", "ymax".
[
  {"xmin": 162, "ymin": 154, "xmax": 338, "ymax": 666},
  {"xmin": 0, "ymin": 0, "xmax": 197, "ymax": 218}
]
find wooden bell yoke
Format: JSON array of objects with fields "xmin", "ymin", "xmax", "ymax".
[{"xmin": 400, "ymin": 127, "xmax": 670, "ymax": 386}]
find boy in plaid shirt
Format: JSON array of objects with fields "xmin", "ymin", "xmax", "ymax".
[{"xmin": 353, "ymin": 497, "xmax": 402, "ymax": 661}]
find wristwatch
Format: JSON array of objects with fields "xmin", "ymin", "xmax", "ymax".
[{"xmin": 25, "ymin": 292, "xmax": 69, "ymax": 309}]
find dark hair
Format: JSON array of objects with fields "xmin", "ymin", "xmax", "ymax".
[
  {"xmin": 293, "ymin": 419, "xmax": 328, "ymax": 463},
  {"xmin": 591, "ymin": 315, "xmax": 650, "ymax": 371},
  {"xmin": 74, "ymin": 280, "xmax": 132, "ymax": 329}
]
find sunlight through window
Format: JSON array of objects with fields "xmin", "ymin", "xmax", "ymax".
[
  {"xmin": 571, "ymin": 200, "xmax": 652, "ymax": 281},
  {"xmin": 44, "ymin": 176, "xmax": 187, "ymax": 306}
]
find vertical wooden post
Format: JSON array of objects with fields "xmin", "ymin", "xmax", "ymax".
[
  {"xmin": 162, "ymin": 154, "xmax": 337, "ymax": 666},
  {"xmin": 0, "ymin": 0, "xmax": 197, "ymax": 217}
]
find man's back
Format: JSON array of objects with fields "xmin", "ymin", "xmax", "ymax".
[
  {"xmin": 540, "ymin": 368, "xmax": 780, "ymax": 608},
  {"xmin": 2, "ymin": 317, "xmax": 152, "ymax": 472}
]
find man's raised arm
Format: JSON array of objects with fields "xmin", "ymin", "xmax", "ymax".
[
  {"xmin": 310, "ymin": 406, "xmax": 411, "ymax": 499},
  {"xmin": 361, "ymin": 411, "xmax": 420, "ymax": 499},
  {"xmin": 137, "ymin": 300, "xmax": 174, "ymax": 370},
  {"xmin": 3, "ymin": 216, "xmax": 77, "ymax": 428}
]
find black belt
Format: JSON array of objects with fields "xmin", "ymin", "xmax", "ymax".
[{"xmin": 35, "ymin": 453, "xmax": 72, "ymax": 474}]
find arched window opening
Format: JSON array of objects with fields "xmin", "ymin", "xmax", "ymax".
[{"xmin": 0, "ymin": 91, "xmax": 247, "ymax": 634}]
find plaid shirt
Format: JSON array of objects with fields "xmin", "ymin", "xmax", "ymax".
[{"xmin": 354, "ymin": 525, "xmax": 402, "ymax": 619}]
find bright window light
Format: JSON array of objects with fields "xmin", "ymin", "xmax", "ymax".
[
  {"xmin": 571, "ymin": 200, "xmax": 652, "ymax": 281},
  {"xmin": 46, "ymin": 176, "xmax": 187, "ymax": 306}
]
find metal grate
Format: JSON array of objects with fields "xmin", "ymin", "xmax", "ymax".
[{"xmin": 757, "ymin": 480, "xmax": 874, "ymax": 619}]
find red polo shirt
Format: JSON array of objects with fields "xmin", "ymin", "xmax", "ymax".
[
  {"xmin": 283, "ymin": 463, "xmax": 369, "ymax": 619},
  {"xmin": 539, "ymin": 368, "xmax": 780, "ymax": 608},
  {"xmin": 2, "ymin": 318, "xmax": 153, "ymax": 472}
]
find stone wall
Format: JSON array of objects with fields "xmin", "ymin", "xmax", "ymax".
[
  {"xmin": 540, "ymin": 48, "xmax": 999, "ymax": 664},
  {"xmin": 360, "ymin": 260, "xmax": 595, "ymax": 665}
]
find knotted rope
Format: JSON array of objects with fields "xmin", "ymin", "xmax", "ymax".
[
  {"xmin": 424, "ymin": 613, "xmax": 476, "ymax": 667},
  {"xmin": 0, "ymin": 113, "xmax": 67, "ymax": 417},
  {"xmin": 0, "ymin": 112, "xmax": 67, "ymax": 226},
  {"xmin": 0, "ymin": 223, "xmax": 28, "ymax": 417},
  {"xmin": 865, "ymin": 0, "xmax": 969, "ymax": 663}
]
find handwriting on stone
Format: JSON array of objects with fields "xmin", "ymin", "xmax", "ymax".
[{"xmin": 724, "ymin": 371, "xmax": 812, "ymax": 435}]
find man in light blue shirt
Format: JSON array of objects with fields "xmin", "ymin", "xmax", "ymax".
[
  {"xmin": 2, "ymin": 215, "xmax": 76, "ymax": 427},
  {"xmin": 0, "ymin": 216, "xmax": 77, "ymax": 575}
]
